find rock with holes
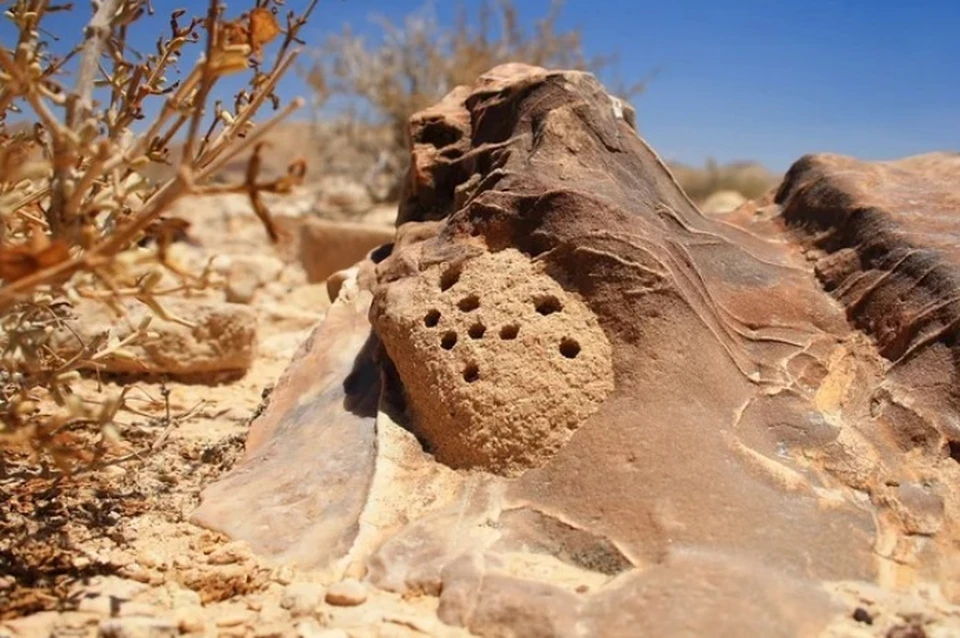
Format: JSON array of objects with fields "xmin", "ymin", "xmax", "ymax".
[
  {"xmin": 371, "ymin": 247, "xmax": 613, "ymax": 475},
  {"xmin": 194, "ymin": 64, "xmax": 960, "ymax": 637}
]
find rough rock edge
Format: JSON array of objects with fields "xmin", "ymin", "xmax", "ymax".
[{"xmin": 777, "ymin": 152, "xmax": 960, "ymax": 439}]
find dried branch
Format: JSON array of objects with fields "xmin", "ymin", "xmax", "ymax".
[
  {"xmin": 70, "ymin": 0, "xmax": 122, "ymax": 128},
  {"xmin": 0, "ymin": 0, "xmax": 316, "ymax": 469}
]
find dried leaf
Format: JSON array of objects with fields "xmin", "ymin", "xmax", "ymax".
[
  {"xmin": 220, "ymin": 18, "xmax": 249, "ymax": 48},
  {"xmin": 210, "ymin": 46, "xmax": 251, "ymax": 76},
  {"xmin": 248, "ymin": 7, "xmax": 281, "ymax": 56},
  {"xmin": 0, "ymin": 238, "xmax": 71, "ymax": 283}
]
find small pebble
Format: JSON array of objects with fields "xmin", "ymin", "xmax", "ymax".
[
  {"xmin": 215, "ymin": 609, "xmax": 255, "ymax": 627},
  {"xmin": 119, "ymin": 564, "xmax": 156, "ymax": 585},
  {"xmin": 281, "ymin": 582, "xmax": 325, "ymax": 616},
  {"xmin": 136, "ymin": 550, "xmax": 164, "ymax": 570},
  {"xmin": 207, "ymin": 542, "xmax": 249, "ymax": 565},
  {"xmin": 273, "ymin": 565, "xmax": 296, "ymax": 586},
  {"xmin": 98, "ymin": 616, "xmax": 178, "ymax": 638},
  {"xmin": 175, "ymin": 607, "xmax": 206, "ymax": 633},
  {"xmin": 253, "ymin": 622, "xmax": 289, "ymax": 638},
  {"xmin": 296, "ymin": 620, "xmax": 346, "ymax": 638},
  {"xmin": 324, "ymin": 579, "xmax": 367, "ymax": 607}
]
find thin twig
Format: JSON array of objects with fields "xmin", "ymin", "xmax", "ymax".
[{"xmin": 70, "ymin": 0, "xmax": 122, "ymax": 128}]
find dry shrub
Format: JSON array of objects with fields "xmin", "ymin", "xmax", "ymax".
[
  {"xmin": 670, "ymin": 158, "xmax": 779, "ymax": 203},
  {"xmin": 303, "ymin": 0, "xmax": 655, "ymax": 196},
  {"xmin": 0, "ymin": 0, "xmax": 316, "ymax": 471}
]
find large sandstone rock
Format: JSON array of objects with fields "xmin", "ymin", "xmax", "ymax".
[
  {"xmin": 194, "ymin": 65, "xmax": 960, "ymax": 636},
  {"xmin": 776, "ymin": 152, "xmax": 960, "ymax": 445}
]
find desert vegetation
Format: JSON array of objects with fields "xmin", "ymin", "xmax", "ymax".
[
  {"xmin": 300, "ymin": 0, "xmax": 654, "ymax": 198},
  {"xmin": 0, "ymin": 0, "xmax": 315, "ymax": 468},
  {"xmin": 670, "ymin": 157, "xmax": 777, "ymax": 203}
]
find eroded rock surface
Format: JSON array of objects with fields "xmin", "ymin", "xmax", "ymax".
[
  {"xmin": 193, "ymin": 65, "xmax": 960, "ymax": 636},
  {"xmin": 372, "ymin": 247, "xmax": 614, "ymax": 475}
]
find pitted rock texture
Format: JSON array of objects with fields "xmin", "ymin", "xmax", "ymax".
[{"xmin": 372, "ymin": 247, "xmax": 613, "ymax": 475}]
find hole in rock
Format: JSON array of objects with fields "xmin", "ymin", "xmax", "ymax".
[
  {"xmin": 458, "ymin": 294, "xmax": 480, "ymax": 312},
  {"xmin": 440, "ymin": 266, "xmax": 462, "ymax": 291},
  {"xmin": 852, "ymin": 608, "xmax": 873, "ymax": 625},
  {"xmin": 499, "ymin": 324, "xmax": 520, "ymax": 340},
  {"xmin": 468, "ymin": 323, "xmax": 486, "ymax": 339},
  {"xmin": 440, "ymin": 146, "xmax": 464, "ymax": 160},
  {"xmin": 370, "ymin": 242, "xmax": 393, "ymax": 264},
  {"xmin": 534, "ymin": 295, "xmax": 563, "ymax": 316},
  {"xmin": 441, "ymin": 331, "xmax": 458, "ymax": 350},
  {"xmin": 463, "ymin": 363, "xmax": 480, "ymax": 383},
  {"xmin": 948, "ymin": 440, "xmax": 960, "ymax": 463},
  {"xmin": 559, "ymin": 338, "xmax": 581, "ymax": 359},
  {"xmin": 415, "ymin": 122, "xmax": 463, "ymax": 148},
  {"xmin": 424, "ymin": 309, "xmax": 441, "ymax": 327}
]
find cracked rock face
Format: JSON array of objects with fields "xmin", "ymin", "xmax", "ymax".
[{"xmin": 193, "ymin": 65, "xmax": 960, "ymax": 637}]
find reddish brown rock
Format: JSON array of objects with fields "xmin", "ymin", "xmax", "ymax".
[
  {"xmin": 776, "ymin": 152, "xmax": 960, "ymax": 441},
  {"xmin": 194, "ymin": 64, "xmax": 960, "ymax": 637}
]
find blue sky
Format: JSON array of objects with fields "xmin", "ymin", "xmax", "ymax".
[{"xmin": 4, "ymin": 0, "xmax": 958, "ymax": 172}]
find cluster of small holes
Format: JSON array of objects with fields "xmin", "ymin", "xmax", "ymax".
[{"xmin": 425, "ymin": 274, "xmax": 588, "ymax": 386}]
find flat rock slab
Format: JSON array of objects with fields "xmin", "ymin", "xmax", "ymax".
[
  {"xmin": 298, "ymin": 218, "xmax": 395, "ymax": 284},
  {"xmin": 193, "ymin": 65, "xmax": 960, "ymax": 636},
  {"xmin": 192, "ymin": 275, "xmax": 379, "ymax": 576}
]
